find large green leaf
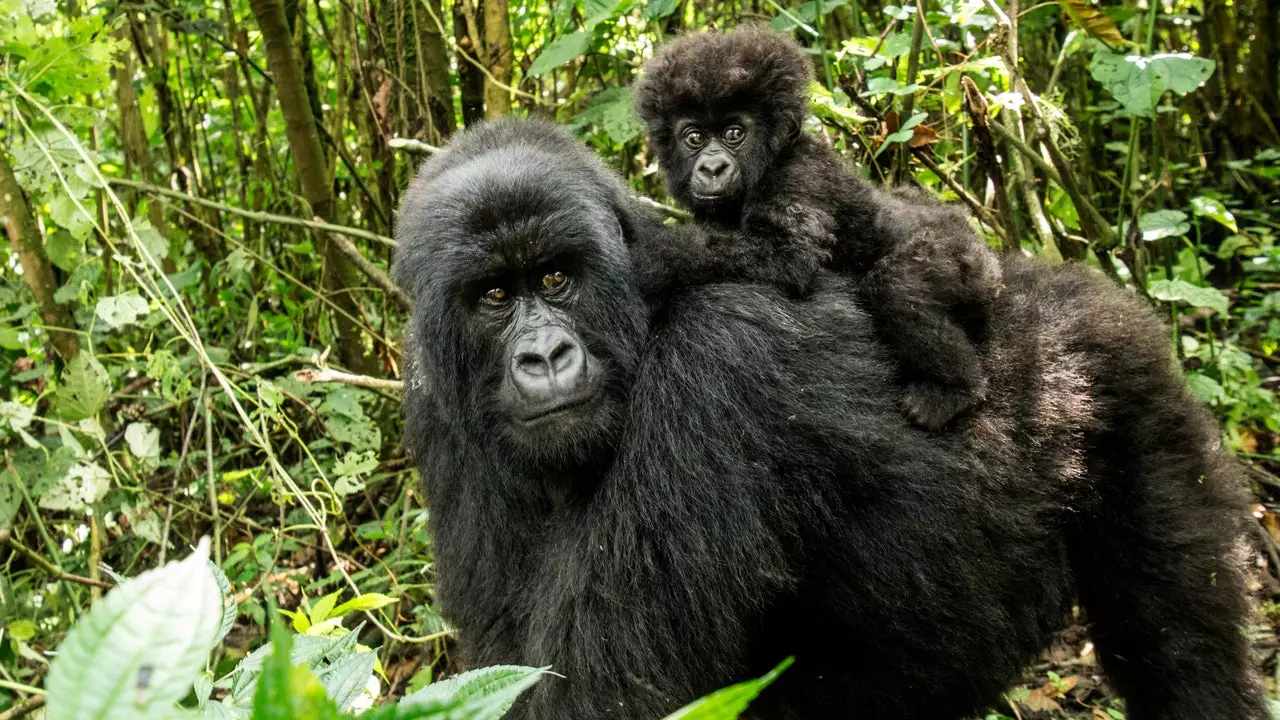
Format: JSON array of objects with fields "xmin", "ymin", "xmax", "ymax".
[
  {"xmin": 38, "ymin": 461, "xmax": 110, "ymax": 511},
  {"xmin": 526, "ymin": 31, "xmax": 592, "ymax": 77},
  {"xmin": 662, "ymin": 657, "xmax": 793, "ymax": 720},
  {"xmin": 1189, "ymin": 196, "xmax": 1238, "ymax": 233},
  {"xmin": 396, "ymin": 665, "xmax": 550, "ymax": 719},
  {"xmin": 45, "ymin": 539, "xmax": 223, "ymax": 720},
  {"xmin": 1148, "ymin": 278, "xmax": 1229, "ymax": 316},
  {"xmin": 1089, "ymin": 52, "xmax": 1215, "ymax": 117},
  {"xmin": 251, "ymin": 624, "xmax": 343, "ymax": 720},
  {"xmin": 54, "ymin": 352, "xmax": 110, "ymax": 421},
  {"xmin": 1137, "ymin": 209, "xmax": 1189, "ymax": 241},
  {"xmin": 579, "ymin": 86, "xmax": 646, "ymax": 144},
  {"xmin": 95, "ymin": 292, "xmax": 152, "ymax": 330}
]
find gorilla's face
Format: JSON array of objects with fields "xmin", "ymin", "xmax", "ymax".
[
  {"xmin": 395, "ymin": 139, "xmax": 648, "ymax": 466},
  {"xmin": 661, "ymin": 112, "xmax": 773, "ymax": 221}
]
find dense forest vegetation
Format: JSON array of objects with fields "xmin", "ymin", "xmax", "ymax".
[{"xmin": 0, "ymin": 0, "xmax": 1278, "ymax": 716}]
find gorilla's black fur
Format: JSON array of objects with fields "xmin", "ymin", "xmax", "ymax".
[
  {"xmin": 634, "ymin": 27, "xmax": 1001, "ymax": 429},
  {"xmin": 393, "ymin": 119, "xmax": 1265, "ymax": 720}
]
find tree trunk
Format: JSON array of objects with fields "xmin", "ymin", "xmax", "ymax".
[
  {"xmin": 250, "ymin": 0, "xmax": 372, "ymax": 375},
  {"xmin": 418, "ymin": 0, "xmax": 457, "ymax": 143},
  {"xmin": 455, "ymin": 0, "xmax": 485, "ymax": 126},
  {"xmin": 0, "ymin": 150, "xmax": 80, "ymax": 361},
  {"xmin": 114, "ymin": 28, "xmax": 170, "ymax": 245},
  {"xmin": 482, "ymin": 0, "xmax": 512, "ymax": 116}
]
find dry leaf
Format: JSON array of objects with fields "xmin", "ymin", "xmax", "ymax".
[
  {"xmin": 1060, "ymin": 0, "xmax": 1125, "ymax": 46},
  {"xmin": 1022, "ymin": 685, "xmax": 1063, "ymax": 713},
  {"xmin": 908, "ymin": 123, "xmax": 939, "ymax": 147}
]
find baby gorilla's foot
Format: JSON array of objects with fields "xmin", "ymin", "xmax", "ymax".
[{"xmin": 903, "ymin": 380, "xmax": 985, "ymax": 430}]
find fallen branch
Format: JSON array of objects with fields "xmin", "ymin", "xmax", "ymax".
[
  {"xmin": 0, "ymin": 529, "xmax": 113, "ymax": 589},
  {"xmin": 0, "ymin": 695, "xmax": 45, "ymax": 720},
  {"xmin": 107, "ymin": 178, "xmax": 397, "ymax": 248},
  {"xmin": 388, "ymin": 137, "xmax": 441, "ymax": 154},
  {"xmin": 294, "ymin": 367, "xmax": 405, "ymax": 392}
]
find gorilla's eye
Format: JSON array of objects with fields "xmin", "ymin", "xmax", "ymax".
[
  {"xmin": 482, "ymin": 287, "xmax": 510, "ymax": 305},
  {"xmin": 683, "ymin": 129, "xmax": 707, "ymax": 149},
  {"xmin": 723, "ymin": 125, "xmax": 745, "ymax": 144},
  {"xmin": 541, "ymin": 271, "xmax": 568, "ymax": 293}
]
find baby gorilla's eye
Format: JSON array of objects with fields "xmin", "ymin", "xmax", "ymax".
[
  {"xmin": 541, "ymin": 271, "xmax": 568, "ymax": 292},
  {"xmin": 723, "ymin": 125, "xmax": 745, "ymax": 144},
  {"xmin": 683, "ymin": 129, "xmax": 707, "ymax": 149},
  {"xmin": 482, "ymin": 287, "xmax": 510, "ymax": 305}
]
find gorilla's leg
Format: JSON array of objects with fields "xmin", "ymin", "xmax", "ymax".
[{"xmin": 1048, "ymin": 269, "xmax": 1266, "ymax": 719}]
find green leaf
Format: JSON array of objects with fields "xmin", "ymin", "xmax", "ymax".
[
  {"xmin": 1089, "ymin": 52, "xmax": 1215, "ymax": 117},
  {"xmin": 46, "ymin": 230, "xmax": 86, "ymax": 271},
  {"xmin": 49, "ymin": 192, "xmax": 95, "ymax": 240},
  {"xmin": 315, "ymin": 650, "xmax": 376, "ymax": 711},
  {"xmin": 330, "ymin": 592, "xmax": 398, "ymax": 618},
  {"xmin": 0, "ymin": 467, "xmax": 20, "ymax": 527},
  {"xmin": 527, "ymin": 31, "xmax": 592, "ymax": 77},
  {"xmin": 96, "ymin": 292, "xmax": 152, "ymax": 330},
  {"xmin": 308, "ymin": 590, "xmax": 343, "ymax": 626},
  {"xmin": 1189, "ymin": 196, "xmax": 1237, "ymax": 233},
  {"xmin": 38, "ymin": 461, "xmax": 111, "ymax": 511},
  {"xmin": 579, "ymin": 86, "xmax": 646, "ymax": 144},
  {"xmin": 880, "ymin": 31, "xmax": 912, "ymax": 59},
  {"xmin": 132, "ymin": 216, "xmax": 170, "ymax": 262},
  {"xmin": 1148, "ymin": 278, "xmax": 1229, "ymax": 316},
  {"xmin": 8, "ymin": 619, "xmax": 37, "ymax": 641},
  {"xmin": 125, "ymin": 422, "xmax": 161, "ymax": 461},
  {"xmin": 1185, "ymin": 372, "xmax": 1226, "ymax": 405},
  {"xmin": 55, "ymin": 352, "xmax": 110, "ymax": 421},
  {"xmin": 46, "ymin": 539, "xmax": 223, "ymax": 720},
  {"xmin": 644, "ymin": 0, "xmax": 678, "ymax": 18},
  {"xmin": 251, "ymin": 623, "xmax": 343, "ymax": 720},
  {"xmin": 1137, "ymin": 209, "xmax": 1189, "ymax": 241},
  {"xmin": 662, "ymin": 657, "xmax": 794, "ymax": 719},
  {"xmin": 122, "ymin": 499, "xmax": 165, "ymax": 544},
  {"xmin": 399, "ymin": 665, "xmax": 550, "ymax": 719}
]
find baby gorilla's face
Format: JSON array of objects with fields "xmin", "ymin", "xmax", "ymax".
[{"xmin": 666, "ymin": 113, "xmax": 769, "ymax": 218}]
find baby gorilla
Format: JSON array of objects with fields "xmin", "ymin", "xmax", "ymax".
[{"xmin": 635, "ymin": 26, "xmax": 1000, "ymax": 429}]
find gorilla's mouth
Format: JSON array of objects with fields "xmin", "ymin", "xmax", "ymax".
[{"xmin": 515, "ymin": 393, "xmax": 598, "ymax": 424}]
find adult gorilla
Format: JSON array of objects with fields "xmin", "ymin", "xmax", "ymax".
[{"xmin": 392, "ymin": 119, "xmax": 1264, "ymax": 720}]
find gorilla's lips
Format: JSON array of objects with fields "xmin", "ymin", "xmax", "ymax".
[{"xmin": 514, "ymin": 390, "xmax": 599, "ymax": 425}]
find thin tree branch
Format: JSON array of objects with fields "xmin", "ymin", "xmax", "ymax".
[
  {"xmin": 294, "ymin": 368, "xmax": 405, "ymax": 392},
  {"xmin": 0, "ymin": 529, "xmax": 114, "ymax": 590},
  {"xmin": 0, "ymin": 694, "xmax": 45, "ymax": 720},
  {"xmin": 107, "ymin": 178, "xmax": 397, "ymax": 248},
  {"xmin": 320, "ymin": 224, "xmax": 412, "ymax": 310}
]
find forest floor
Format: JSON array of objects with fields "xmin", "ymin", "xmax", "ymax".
[{"xmin": 994, "ymin": 564, "xmax": 1280, "ymax": 720}]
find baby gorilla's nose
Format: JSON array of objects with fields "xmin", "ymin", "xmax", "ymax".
[
  {"xmin": 697, "ymin": 155, "xmax": 731, "ymax": 179},
  {"xmin": 511, "ymin": 326, "xmax": 587, "ymax": 403}
]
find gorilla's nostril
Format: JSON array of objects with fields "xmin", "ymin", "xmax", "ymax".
[
  {"xmin": 547, "ymin": 340, "xmax": 581, "ymax": 374},
  {"xmin": 515, "ymin": 351, "xmax": 550, "ymax": 377}
]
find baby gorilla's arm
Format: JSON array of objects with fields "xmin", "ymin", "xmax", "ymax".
[
  {"xmin": 860, "ymin": 222, "xmax": 1002, "ymax": 430},
  {"xmin": 629, "ymin": 205, "xmax": 837, "ymax": 300}
]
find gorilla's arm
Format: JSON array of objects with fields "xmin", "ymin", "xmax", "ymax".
[
  {"xmin": 628, "ymin": 218, "xmax": 832, "ymax": 302},
  {"xmin": 513, "ymin": 282, "xmax": 910, "ymax": 718}
]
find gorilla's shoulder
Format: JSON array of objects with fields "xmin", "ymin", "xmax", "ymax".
[{"xmin": 652, "ymin": 277, "xmax": 899, "ymax": 390}]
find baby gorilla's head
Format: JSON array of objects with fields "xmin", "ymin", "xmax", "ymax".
[{"xmin": 635, "ymin": 26, "xmax": 813, "ymax": 218}]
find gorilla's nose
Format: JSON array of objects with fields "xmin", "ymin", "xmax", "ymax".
[
  {"xmin": 697, "ymin": 156, "xmax": 730, "ymax": 180},
  {"xmin": 510, "ymin": 326, "xmax": 588, "ymax": 403}
]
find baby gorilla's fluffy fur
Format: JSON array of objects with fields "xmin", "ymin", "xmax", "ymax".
[{"xmin": 635, "ymin": 27, "xmax": 1000, "ymax": 429}]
